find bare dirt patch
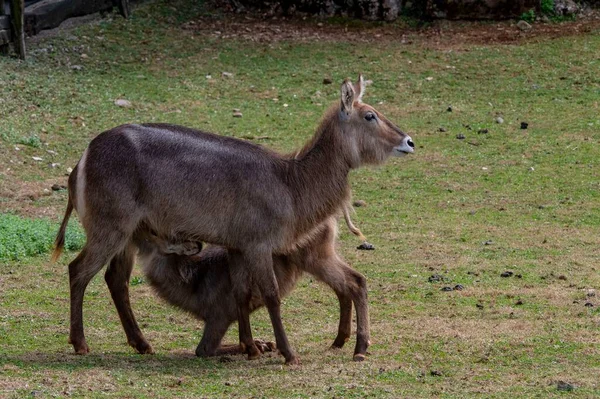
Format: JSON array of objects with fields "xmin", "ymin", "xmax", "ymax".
[{"xmin": 183, "ymin": 11, "xmax": 600, "ymax": 48}]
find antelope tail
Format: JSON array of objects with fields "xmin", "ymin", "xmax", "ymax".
[{"xmin": 51, "ymin": 196, "xmax": 73, "ymax": 263}]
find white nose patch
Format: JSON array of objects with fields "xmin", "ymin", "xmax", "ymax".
[{"xmin": 393, "ymin": 135, "xmax": 414, "ymax": 156}]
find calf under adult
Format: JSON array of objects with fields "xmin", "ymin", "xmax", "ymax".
[{"xmin": 53, "ymin": 76, "xmax": 414, "ymax": 364}]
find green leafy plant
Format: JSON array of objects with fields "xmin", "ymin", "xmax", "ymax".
[
  {"xmin": 0, "ymin": 214, "xmax": 85, "ymax": 261},
  {"xmin": 520, "ymin": 9, "xmax": 536, "ymax": 22}
]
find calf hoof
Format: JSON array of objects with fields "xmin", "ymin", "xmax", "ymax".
[
  {"xmin": 245, "ymin": 342, "xmax": 262, "ymax": 360},
  {"xmin": 353, "ymin": 353, "xmax": 366, "ymax": 362},
  {"xmin": 254, "ymin": 339, "xmax": 276, "ymax": 353},
  {"xmin": 330, "ymin": 336, "xmax": 349, "ymax": 349}
]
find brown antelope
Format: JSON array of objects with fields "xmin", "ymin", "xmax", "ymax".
[
  {"xmin": 136, "ymin": 216, "xmax": 367, "ymax": 359},
  {"xmin": 52, "ymin": 75, "xmax": 414, "ymax": 364}
]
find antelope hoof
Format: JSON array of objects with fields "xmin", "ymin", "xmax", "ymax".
[
  {"xmin": 245, "ymin": 343, "xmax": 262, "ymax": 360},
  {"xmin": 331, "ymin": 336, "xmax": 350, "ymax": 349},
  {"xmin": 70, "ymin": 338, "xmax": 90, "ymax": 355},
  {"xmin": 130, "ymin": 339, "xmax": 154, "ymax": 354},
  {"xmin": 353, "ymin": 353, "xmax": 366, "ymax": 362},
  {"xmin": 285, "ymin": 356, "xmax": 301, "ymax": 366}
]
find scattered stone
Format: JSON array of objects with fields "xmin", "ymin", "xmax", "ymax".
[
  {"xmin": 556, "ymin": 381, "xmax": 574, "ymax": 391},
  {"xmin": 71, "ymin": 65, "xmax": 83, "ymax": 71},
  {"xmin": 221, "ymin": 71, "xmax": 234, "ymax": 78},
  {"xmin": 515, "ymin": 274, "xmax": 523, "ymax": 279},
  {"xmin": 66, "ymin": 167, "xmax": 73, "ymax": 174},
  {"xmin": 495, "ymin": 116, "xmax": 504, "ymax": 124},
  {"xmin": 438, "ymin": 127, "xmax": 447, "ymax": 132},
  {"xmin": 453, "ymin": 284, "xmax": 465, "ymax": 291},
  {"xmin": 322, "ymin": 78, "xmax": 333, "ymax": 85},
  {"xmin": 477, "ymin": 128, "xmax": 488, "ymax": 134},
  {"xmin": 425, "ymin": 77, "xmax": 434, "ymax": 81},
  {"xmin": 520, "ymin": 122, "xmax": 529, "ymax": 129},
  {"xmin": 51, "ymin": 184, "xmax": 67, "ymax": 191},
  {"xmin": 456, "ymin": 133, "xmax": 465, "ymax": 140},
  {"xmin": 529, "ymin": 167, "xmax": 535, "ymax": 171},
  {"xmin": 357, "ymin": 242, "xmax": 375, "ymax": 250},
  {"xmin": 441, "ymin": 286, "xmax": 453, "ymax": 292},
  {"xmin": 114, "ymin": 99, "xmax": 132, "ymax": 108},
  {"xmin": 557, "ymin": 275, "xmax": 567, "ymax": 281},
  {"xmin": 50, "ymin": 163, "xmax": 60, "ymax": 168},
  {"xmin": 476, "ymin": 303, "xmax": 484, "ymax": 309},
  {"xmin": 430, "ymin": 370, "xmax": 443, "ymax": 377},
  {"xmin": 500, "ymin": 271, "xmax": 513, "ymax": 278},
  {"xmin": 554, "ymin": 0, "xmax": 580, "ymax": 16},
  {"xmin": 515, "ymin": 299, "xmax": 524, "ymax": 305},
  {"xmin": 232, "ymin": 111, "xmax": 243, "ymax": 118},
  {"xmin": 584, "ymin": 302, "xmax": 594, "ymax": 307},
  {"xmin": 517, "ymin": 20, "xmax": 532, "ymax": 31},
  {"xmin": 483, "ymin": 240, "xmax": 493, "ymax": 246},
  {"xmin": 205, "ymin": 75, "xmax": 212, "ymax": 79},
  {"xmin": 428, "ymin": 274, "xmax": 445, "ymax": 283},
  {"xmin": 32, "ymin": 156, "xmax": 43, "ymax": 161},
  {"xmin": 446, "ymin": 105, "xmax": 453, "ymax": 112},
  {"xmin": 353, "ymin": 200, "xmax": 366, "ymax": 207},
  {"xmin": 46, "ymin": 150, "xmax": 58, "ymax": 156},
  {"xmin": 587, "ymin": 289, "xmax": 596, "ymax": 298}
]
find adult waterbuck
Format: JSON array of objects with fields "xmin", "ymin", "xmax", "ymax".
[
  {"xmin": 53, "ymin": 75, "xmax": 414, "ymax": 364},
  {"xmin": 136, "ymin": 216, "xmax": 367, "ymax": 359}
]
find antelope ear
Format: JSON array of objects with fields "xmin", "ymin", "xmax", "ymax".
[
  {"xmin": 354, "ymin": 74, "xmax": 366, "ymax": 103},
  {"xmin": 340, "ymin": 79, "xmax": 356, "ymax": 115}
]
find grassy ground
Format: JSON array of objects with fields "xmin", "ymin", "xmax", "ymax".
[{"xmin": 1, "ymin": 1, "xmax": 600, "ymax": 397}]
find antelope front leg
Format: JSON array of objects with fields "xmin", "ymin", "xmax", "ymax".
[{"xmin": 237, "ymin": 249, "xmax": 299, "ymax": 365}]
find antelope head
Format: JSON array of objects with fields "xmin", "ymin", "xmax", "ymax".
[{"xmin": 339, "ymin": 75, "xmax": 414, "ymax": 167}]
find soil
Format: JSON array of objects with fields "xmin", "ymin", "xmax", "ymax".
[{"xmin": 182, "ymin": 11, "xmax": 600, "ymax": 48}]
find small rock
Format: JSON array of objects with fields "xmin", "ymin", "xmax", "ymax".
[
  {"xmin": 114, "ymin": 99, "xmax": 132, "ymax": 108},
  {"xmin": 428, "ymin": 274, "xmax": 444, "ymax": 283},
  {"xmin": 515, "ymin": 274, "xmax": 523, "ymax": 279},
  {"xmin": 205, "ymin": 75, "xmax": 212, "ymax": 79},
  {"xmin": 501, "ymin": 271, "xmax": 513, "ymax": 278},
  {"xmin": 557, "ymin": 275, "xmax": 567, "ymax": 281},
  {"xmin": 66, "ymin": 167, "xmax": 73, "ymax": 174},
  {"xmin": 441, "ymin": 286, "xmax": 453, "ymax": 292},
  {"xmin": 221, "ymin": 71, "xmax": 233, "ymax": 78},
  {"xmin": 515, "ymin": 299, "xmax": 524, "ymax": 305},
  {"xmin": 446, "ymin": 105, "xmax": 453, "ymax": 112},
  {"xmin": 586, "ymin": 289, "xmax": 596, "ymax": 298},
  {"xmin": 520, "ymin": 122, "xmax": 529, "ymax": 129},
  {"xmin": 495, "ymin": 116, "xmax": 504, "ymax": 124},
  {"xmin": 476, "ymin": 303, "xmax": 484, "ymax": 309},
  {"xmin": 477, "ymin": 128, "xmax": 488, "ymax": 134},
  {"xmin": 323, "ymin": 78, "xmax": 333, "ymax": 85},
  {"xmin": 556, "ymin": 381, "xmax": 574, "ymax": 391},
  {"xmin": 425, "ymin": 77, "xmax": 433, "ymax": 81},
  {"xmin": 430, "ymin": 370, "xmax": 443, "ymax": 377},
  {"xmin": 357, "ymin": 242, "xmax": 375, "ymax": 251},
  {"xmin": 32, "ymin": 156, "xmax": 43, "ymax": 161},
  {"xmin": 438, "ymin": 127, "xmax": 447, "ymax": 132},
  {"xmin": 584, "ymin": 302, "xmax": 594, "ymax": 307},
  {"xmin": 50, "ymin": 163, "xmax": 60, "ymax": 168},
  {"xmin": 51, "ymin": 184, "xmax": 67, "ymax": 191},
  {"xmin": 453, "ymin": 284, "xmax": 464, "ymax": 291},
  {"xmin": 353, "ymin": 200, "xmax": 367, "ymax": 207},
  {"xmin": 71, "ymin": 65, "xmax": 83, "ymax": 71},
  {"xmin": 517, "ymin": 20, "xmax": 532, "ymax": 31},
  {"xmin": 80, "ymin": 53, "xmax": 88, "ymax": 59},
  {"xmin": 456, "ymin": 133, "xmax": 465, "ymax": 140},
  {"xmin": 232, "ymin": 111, "xmax": 243, "ymax": 118},
  {"xmin": 483, "ymin": 240, "xmax": 493, "ymax": 246}
]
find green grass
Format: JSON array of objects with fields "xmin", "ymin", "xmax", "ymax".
[{"xmin": 1, "ymin": 1, "xmax": 600, "ymax": 397}]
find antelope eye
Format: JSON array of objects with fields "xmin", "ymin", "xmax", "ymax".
[{"xmin": 364, "ymin": 112, "xmax": 376, "ymax": 122}]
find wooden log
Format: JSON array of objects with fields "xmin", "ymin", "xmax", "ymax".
[
  {"xmin": 0, "ymin": 0, "xmax": 7, "ymax": 55},
  {"xmin": 114, "ymin": 0, "xmax": 130, "ymax": 19},
  {"xmin": 9, "ymin": 0, "xmax": 25, "ymax": 59},
  {"xmin": 25, "ymin": 0, "xmax": 112, "ymax": 35}
]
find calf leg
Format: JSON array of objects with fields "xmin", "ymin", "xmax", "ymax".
[
  {"xmin": 105, "ymin": 242, "xmax": 153, "ymax": 354},
  {"xmin": 303, "ymin": 256, "xmax": 370, "ymax": 361}
]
